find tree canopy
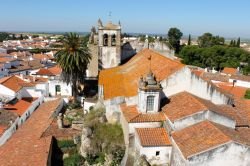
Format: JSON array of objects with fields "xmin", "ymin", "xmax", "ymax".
[
  {"xmin": 55, "ymin": 32, "xmax": 91, "ymax": 102},
  {"xmin": 167, "ymin": 27, "xmax": 183, "ymax": 53},
  {"xmin": 179, "ymin": 45, "xmax": 250, "ymax": 73},
  {"xmin": 198, "ymin": 33, "xmax": 225, "ymax": 47}
]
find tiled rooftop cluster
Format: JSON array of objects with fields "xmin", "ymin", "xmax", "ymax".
[{"xmin": 0, "ymin": 98, "xmax": 62, "ymax": 166}]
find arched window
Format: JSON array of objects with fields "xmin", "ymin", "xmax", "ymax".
[
  {"xmin": 103, "ymin": 34, "xmax": 108, "ymax": 46},
  {"xmin": 146, "ymin": 96, "xmax": 155, "ymax": 112},
  {"xmin": 111, "ymin": 34, "xmax": 116, "ymax": 46}
]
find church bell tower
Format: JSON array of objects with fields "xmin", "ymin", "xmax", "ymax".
[{"xmin": 97, "ymin": 18, "xmax": 121, "ymax": 69}]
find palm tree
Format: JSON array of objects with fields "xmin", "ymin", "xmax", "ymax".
[{"xmin": 55, "ymin": 32, "xmax": 91, "ymax": 102}]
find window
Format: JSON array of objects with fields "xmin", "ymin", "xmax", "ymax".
[
  {"xmin": 156, "ymin": 151, "xmax": 160, "ymax": 156},
  {"xmin": 146, "ymin": 96, "xmax": 154, "ymax": 112},
  {"xmin": 111, "ymin": 34, "xmax": 116, "ymax": 46},
  {"xmin": 103, "ymin": 34, "xmax": 108, "ymax": 46}
]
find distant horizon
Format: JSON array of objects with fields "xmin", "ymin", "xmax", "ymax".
[
  {"xmin": 1, "ymin": 0, "xmax": 250, "ymax": 39},
  {"xmin": 2, "ymin": 31, "xmax": 250, "ymax": 41}
]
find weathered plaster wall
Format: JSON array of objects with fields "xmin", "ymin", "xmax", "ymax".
[
  {"xmin": 100, "ymin": 47, "xmax": 118, "ymax": 68},
  {"xmin": 128, "ymin": 122, "xmax": 162, "ymax": 134},
  {"xmin": 0, "ymin": 84, "xmax": 16, "ymax": 101},
  {"xmin": 170, "ymin": 138, "xmax": 188, "ymax": 166},
  {"xmin": 138, "ymin": 90, "xmax": 160, "ymax": 113},
  {"xmin": 0, "ymin": 117, "xmax": 19, "ymax": 146},
  {"xmin": 170, "ymin": 110, "xmax": 236, "ymax": 131},
  {"xmin": 188, "ymin": 142, "xmax": 250, "ymax": 166},
  {"xmin": 135, "ymin": 131, "xmax": 172, "ymax": 165},
  {"xmin": 207, "ymin": 111, "xmax": 235, "ymax": 128},
  {"xmin": 162, "ymin": 67, "xmax": 231, "ymax": 105},
  {"xmin": 172, "ymin": 111, "xmax": 207, "ymax": 131}
]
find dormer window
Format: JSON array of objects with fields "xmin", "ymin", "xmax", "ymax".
[{"xmin": 146, "ymin": 96, "xmax": 155, "ymax": 112}]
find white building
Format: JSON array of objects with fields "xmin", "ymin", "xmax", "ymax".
[
  {"xmin": 135, "ymin": 128, "xmax": 172, "ymax": 165},
  {"xmin": 98, "ymin": 49, "xmax": 250, "ymax": 165},
  {"xmin": 0, "ymin": 75, "xmax": 44, "ymax": 146},
  {"xmin": 33, "ymin": 65, "xmax": 72, "ymax": 97}
]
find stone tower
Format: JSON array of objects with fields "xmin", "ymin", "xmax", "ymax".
[
  {"xmin": 98, "ymin": 18, "xmax": 121, "ymax": 69},
  {"xmin": 138, "ymin": 71, "xmax": 162, "ymax": 113}
]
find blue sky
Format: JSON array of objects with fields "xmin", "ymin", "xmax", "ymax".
[{"xmin": 0, "ymin": 0, "xmax": 250, "ymax": 38}]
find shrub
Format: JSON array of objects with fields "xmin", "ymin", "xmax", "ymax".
[
  {"xmin": 244, "ymin": 90, "xmax": 250, "ymax": 99},
  {"xmin": 57, "ymin": 139, "xmax": 75, "ymax": 149},
  {"xmin": 63, "ymin": 152, "xmax": 84, "ymax": 166},
  {"xmin": 67, "ymin": 102, "xmax": 82, "ymax": 110}
]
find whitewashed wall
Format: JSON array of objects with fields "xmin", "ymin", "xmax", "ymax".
[
  {"xmin": 168, "ymin": 110, "xmax": 236, "ymax": 131},
  {"xmin": 161, "ymin": 67, "xmax": 231, "ymax": 105},
  {"xmin": 21, "ymin": 87, "xmax": 43, "ymax": 98},
  {"xmin": 129, "ymin": 122, "xmax": 162, "ymax": 134},
  {"xmin": 18, "ymin": 96, "xmax": 43, "ymax": 126},
  {"xmin": 35, "ymin": 82, "xmax": 49, "ymax": 97},
  {"xmin": 229, "ymin": 79, "xmax": 250, "ymax": 88},
  {"xmin": 135, "ymin": 131, "xmax": 172, "ymax": 165},
  {"xmin": 48, "ymin": 80, "xmax": 72, "ymax": 96},
  {"xmin": 188, "ymin": 142, "xmax": 250, "ymax": 166},
  {"xmin": 0, "ymin": 117, "xmax": 19, "ymax": 146},
  {"xmin": 0, "ymin": 85, "xmax": 16, "ymax": 101}
]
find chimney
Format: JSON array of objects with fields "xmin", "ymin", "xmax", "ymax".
[
  {"xmin": 20, "ymin": 73, "xmax": 24, "ymax": 80},
  {"xmin": 32, "ymin": 76, "xmax": 36, "ymax": 82},
  {"xmin": 233, "ymin": 80, "xmax": 237, "ymax": 87}
]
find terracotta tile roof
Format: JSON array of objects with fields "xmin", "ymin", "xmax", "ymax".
[
  {"xmin": 120, "ymin": 103, "xmax": 166, "ymax": 123},
  {"xmin": 0, "ymin": 75, "xmax": 34, "ymax": 92},
  {"xmin": 0, "ymin": 57, "xmax": 14, "ymax": 63},
  {"xmin": 162, "ymin": 91, "xmax": 247, "ymax": 126},
  {"xmin": 172, "ymin": 121, "xmax": 231, "ymax": 159},
  {"xmin": 192, "ymin": 70, "xmax": 204, "ymax": 77},
  {"xmin": 35, "ymin": 68, "xmax": 55, "ymax": 76},
  {"xmin": 35, "ymin": 65, "xmax": 61, "ymax": 76},
  {"xmin": 162, "ymin": 92, "xmax": 207, "ymax": 122},
  {"xmin": 222, "ymin": 67, "xmax": 238, "ymax": 75},
  {"xmin": 201, "ymin": 72, "xmax": 230, "ymax": 82},
  {"xmin": 99, "ymin": 49, "xmax": 185, "ymax": 100},
  {"xmin": 136, "ymin": 128, "xmax": 171, "ymax": 147},
  {"xmin": 0, "ymin": 125, "xmax": 7, "ymax": 136},
  {"xmin": 0, "ymin": 98, "xmax": 62, "ymax": 166},
  {"xmin": 8, "ymin": 65, "xmax": 31, "ymax": 73},
  {"xmin": 23, "ymin": 75, "xmax": 48, "ymax": 83},
  {"xmin": 234, "ymin": 99, "xmax": 250, "ymax": 124},
  {"xmin": 20, "ymin": 59, "xmax": 44, "ymax": 70},
  {"xmin": 4, "ymin": 98, "xmax": 38, "ymax": 116},
  {"xmin": 214, "ymin": 82, "xmax": 248, "ymax": 99},
  {"xmin": 230, "ymin": 74, "xmax": 250, "ymax": 82},
  {"xmin": 33, "ymin": 53, "xmax": 53, "ymax": 60},
  {"xmin": 48, "ymin": 65, "xmax": 61, "ymax": 75}
]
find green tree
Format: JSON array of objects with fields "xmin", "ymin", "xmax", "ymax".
[
  {"xmin": 0, "ymin": 32, "xmax": 9, "ymax": 42},
  {"xmin": 167, "ymin": 27, "xmax": 183, "ymax": 53},
  {"xmin": 19, "ymin": 34, "xmax": 24, "ymax": 40},
  {"xmin": 12, "ymin": 34, "xmax": 16, "ymax": 40},
  {"xmin": 198, "ymin": 33, "xmax": 224, "ymax": 47},
  {"xmin": 148, "ymin": 36, "xmax": 155, "ymax": 43},
  {"xmin": 188, "ymin": 34, "xmax": 191, "ymax": 45},
  {"xmin": 55, "ymin": 32, "xmax": 91, "ymax": 102},
  {"xmin": 237, "ymin": 37, "xmax": 241, "ymax": 48},
  {"xmin": 245, "ymin": 90, "xmax": 250, "ymax": 99},
  {"xmin": 139, "ymin": 35, "xmax": 146, "ymax": 42}
]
